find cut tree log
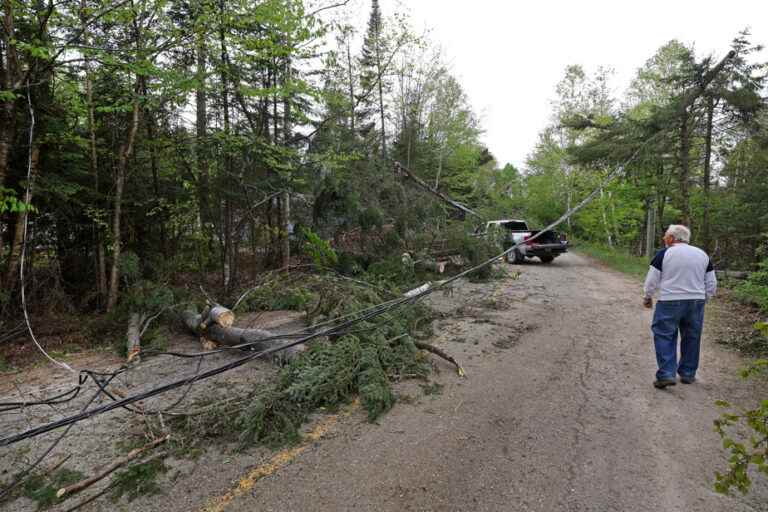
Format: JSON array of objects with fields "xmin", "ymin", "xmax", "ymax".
[
  {"xmin": 182, "ymin": 308, "xmax": 304, "ymax": 362},
  {"xmin": 126, "ymin": 312, "xmax": 146, "ymax": 363},
  {"xmin": 200, "ymin": 304, "xmax": 235, "ymax": 329}
]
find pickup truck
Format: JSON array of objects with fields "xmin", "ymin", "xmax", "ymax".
[{"xmin": 480, "ymin": 219, "xmax": 567, "ymax": 264}]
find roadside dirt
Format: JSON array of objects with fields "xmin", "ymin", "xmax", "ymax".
[{"xmin": 2, "ymin": 252, "xmax": 767, "ymax": 511}]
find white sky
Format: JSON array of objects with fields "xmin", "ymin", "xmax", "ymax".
[{"xmin": 342, "ymin": 0, "xmax": 768, "ymax": 169}]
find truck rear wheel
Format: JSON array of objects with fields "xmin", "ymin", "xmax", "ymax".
[{"xmin": 540, "ymin": 255, "xmax": 554, "ymax": 263}]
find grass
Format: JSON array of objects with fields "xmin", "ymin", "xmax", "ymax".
[
  {"xmin": 109, "ymin": 457, "xmax": 169, "ymax": 502},
  {"xmin": 22, "ymin": 468, "xmax": 86, "ymax": 510},
  {"xmin": 574, "ymin": 241, "xmax": 649, "ymax": 279}
]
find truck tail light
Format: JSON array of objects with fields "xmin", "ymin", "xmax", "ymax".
[{"xmin": 560, "ymin": 233, "xmax": 568, "ymax": 242}]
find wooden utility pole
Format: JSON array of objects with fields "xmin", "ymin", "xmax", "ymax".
[{"xmin": 645, "ymin": 199, "xmax": 656, "ymax": 258}]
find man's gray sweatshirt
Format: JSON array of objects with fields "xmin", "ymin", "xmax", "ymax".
[{"xmin": 643, "ymin": 243, "xmax": 717, "ymax": 301}]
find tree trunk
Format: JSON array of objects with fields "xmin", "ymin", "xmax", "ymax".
[
  {"xmin": 195, "ymin": 26, "xmax": 210, "ymax": 229},
  {"xmin": 346, "ymin": 36, "xmax": 355, "ymax": 132},
  {"xmin": 126, "ymin": 312, "xmax": 145, "ymax": 362},
  {"xmin": 374, "ymin": 30, "xmax": 386, "ymax": 159},
  {"xmin": 0, "ymin": 0, "xmax": 18, "ymax": 190},
  {"xmin": 4, "ymin": 144, "xmax": 40, "ymax": 286},
  {"xmin": 608, "ymin": 190, "xmax": 619, "ymax": 245},
  {"xmin": 80, "ymin": 0, "xmax": 106, "ymax": 306},
  {"xmin": 219, "ymin": 13, "xmax": 234, "ymax": 291},
  {"xmin": 599, "ymin": 187, "xmax": 613, "ymax": 248},
  {"xmin": 645, "ymin": 198, "xmax": 656, "ymax": 258},
  {"xmin": 106, "ymin": 85, "xmax": 141, "ymax": 313},
  {"xmin": 702, "ymin": 94, "xmax": 715, "ymax": 253},
  {"xmin": 147, "ymin": 117, "xmax": 166, "ymax": 255},
  {"xmin": 655, "ymin": 161, "xmax": 670, "ymax": 241},
  {"xmin": 0, "ymin": 0, "xmax": 20, "ymax": 290},
  {"xmin": 86, "ymin": 71, "xmax": 108, "ymax": 305},
  {"xmin": 678, "ymin": 109, "xmax": 691, "ymax": 226},
  {"xmin": 0, "ymin": 100, "xmax": 15, "ymax": 289},
  {"xmin": 559, "ymin": 131, "xmax": 572, "ymax": 230},
  {"xmin": 280, "ymin": 191, "xmax": 290, "ymax": 270}
]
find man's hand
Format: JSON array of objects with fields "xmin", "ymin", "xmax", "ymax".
[{"xmin": 643, "ymin": 296, "xmax": 653, "ymax": 309}]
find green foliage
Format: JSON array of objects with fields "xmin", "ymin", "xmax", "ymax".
[
  {"xmin": 237, "ymin": 282, "xmax": 315, "ymax": 312},
  {"xmin": 109, "ymin": 458, "xmax": 169, "ymax": 503},
  {"xmin": 364, "ymin": 256, "xmax": 416, "ymax": 289},
  {"xmin": 302, "ymin": 228, "xmax": 338, "ymax": 268},
  {"xmin": 735, "ymin": 258, "xmax": 768, "ymax": 313},
  {"xmin": 0, "ymin": 188, "xmax": 35, "ymax": 214},
  {"xmin": 122, "ymin": 280, "xmax": 174, "ymax": 312},
  {"xmin": 714, "ymin": 361, "xmax": 768, "ymax": 495},
  {"xmin": 447, "ymin": 227, "xmax": 499, "ymax": 281},
  {"xmin": 22, "ymin": 468, "xmax": 85, "ymax": 510},
  {"xmin": 235, "ymin": 328, "xmax": 424, "ymax": 447}
]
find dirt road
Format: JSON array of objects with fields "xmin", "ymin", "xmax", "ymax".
[{"xmin": 210, "ymin": 252, "xmax": 766, "ymax": 512}]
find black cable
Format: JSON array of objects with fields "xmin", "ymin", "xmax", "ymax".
[
  {"xmin": 82, "ymin": 356, "xmax": 204, "ymax": 416},
  {"xmin": 0, "ymin": 372, "xmax": 120, "ymax": 500},
  {"xmin": 0, "ymin": 376, "xmax": 86, "ymax": 413}
]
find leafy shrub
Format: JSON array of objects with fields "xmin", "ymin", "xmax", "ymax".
[
  {"xmin": 735, "ymin": 258, "xmax": 768, "ymax": 313},
  {"xmin": 302, "ymin": 228, "xmax": 338, "ymax": 268},
  {"xmin": 714, "ymin": 359, "xmax": 768, "ymax": 495}
]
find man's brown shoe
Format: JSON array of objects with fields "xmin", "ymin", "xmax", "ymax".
[{"xmin": 653, "ymin": 379, "xmax": 676, "ymax": 389}]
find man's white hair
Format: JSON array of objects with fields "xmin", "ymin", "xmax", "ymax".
[{"xmin": 666, "ymin": 224, "xmax": 691, "ymax": 243}]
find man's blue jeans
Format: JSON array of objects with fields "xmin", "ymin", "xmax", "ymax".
[{"xmin": 651, "ymin": 299, "xmax": 706, "ymax": 381}]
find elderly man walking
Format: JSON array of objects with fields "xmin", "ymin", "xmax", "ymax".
[{"xmin": 643, "ymin": 225, "xmax": 717, "ymax": 389}]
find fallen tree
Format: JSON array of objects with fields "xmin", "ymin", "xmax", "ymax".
[
  {"xmin": 394, "ymin": 161, "xmax": 484, "ymax": 221},
  {"xmin": 181, "ymin": 303, "xmax": 305, "ymax": 362}
]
